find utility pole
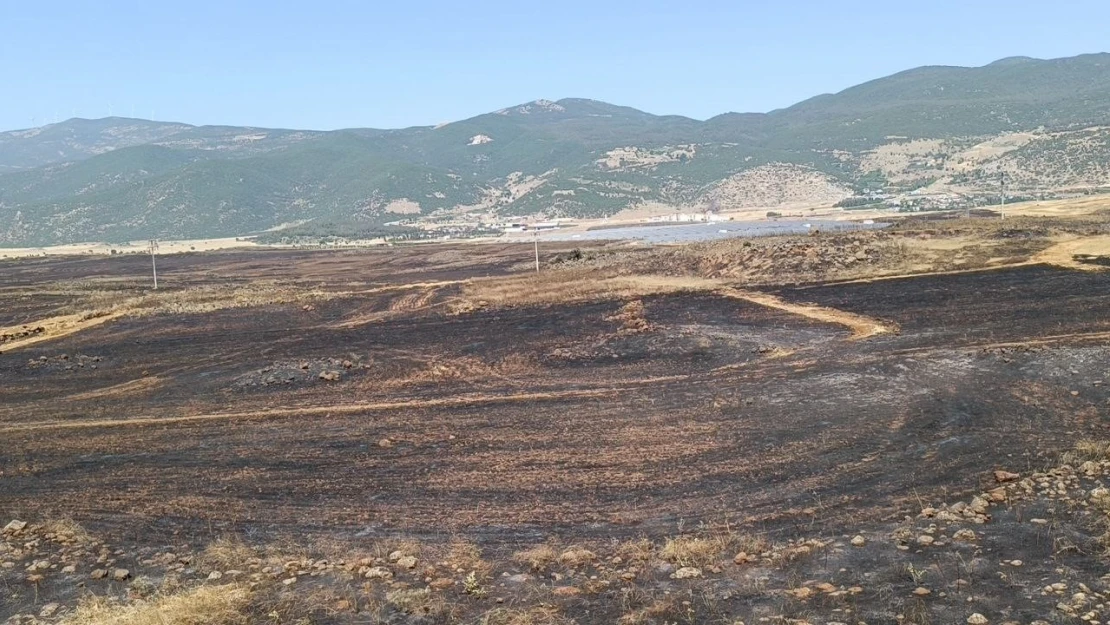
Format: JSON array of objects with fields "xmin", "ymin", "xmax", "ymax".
[
  {"xmin": 149, "ymin": 239, "xmax": 159, "ymax": 289},
  {"xmin": 533, "ymin": 230, "xmax": 540, "ymax": 273},
  {"xmin": 1000, "ymin": 172, "xmax": 1006, "ymax": 220}
]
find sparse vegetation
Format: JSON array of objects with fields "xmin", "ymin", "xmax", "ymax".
[{"xmin": 59, "ymin": 584, "xmax": 250, "ymax": 625}]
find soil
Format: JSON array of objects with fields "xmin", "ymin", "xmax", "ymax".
[{"xmin": 3, "ymin": 237, "xmax": 1110, "ymax": 624}]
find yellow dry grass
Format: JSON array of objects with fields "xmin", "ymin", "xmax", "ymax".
[
  {"xmin": 196, "ymin": 537, "xmax": 257, "ymax": 573},
  {"xmin": 60, "ymin": 584, "xmax": 250, "ymax": 625},
  {"xmin": 42, "ymin": 518, "xmax": 92, "ymax": 543},
  {"xmin": 387, "ymin": 354, "xmax": 536, "ymax": 387},
  {"xmin": 446, "ymin": 540, "xmax": 492, "ymax": 576},
  {"xmin": 513, "ymin": 544, "xmax": 559, "ymax": 570},
  {"xmin": 66, "ymin": 377, "xmax": 163, "ymax": 402},
  {"xmin": 385, "ymin": 587, "xmax": 447, "ymax": 617},
  {"xmin": 453, "ymin": 267, "xmax": 895, "ymax": 341},
  {"xmin": 659, "ymin": 532, "xmax": 769, "ymax": 568},
  {"xmin": 720, "ymin": 288, "xmax": 896, "ymax": 340},
  {"xmin": 659, "ymin": 536, "xmax": 729, "ymax": 568},
  {"xmin": 478, "ymin": 607, "xmax": 575, "ymax": 625},
  {"xmin": 557, "ymin": 546, "xmax": 598, "ymax": 567},
  {"xmin": 451, "ymin": 270, "xmax": 719, "ymax": 312},
  {"xmin": 0, "ymin": 282, "xmax": 337, "ymax": 354},
  {"xmin": 1030, "ymin": 235, "xmax": 1110, "ymax": 271},
  {"xmin": 0, "ymin": 388, "xmax": 621, "ymax": 433},
  {"xmin": 999, "ymin": 194, "xmax": 1110, "ymax": 218},
  {"xmin": 0, "ymin": 311, "xmax": 124, "ymax": 352},
  {"xmin": 1062, "ymin": 440, "xmax": 1110, "ymax": 465}
]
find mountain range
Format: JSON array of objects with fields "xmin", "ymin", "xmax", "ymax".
[{"xmin": 3, "ymin": 53, "xmax": 1110, "ymax": 246}]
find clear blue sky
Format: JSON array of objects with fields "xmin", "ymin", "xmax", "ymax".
[{"xmin": 3, "ymin": 0, "xmax": 1109, "ymax": 132}]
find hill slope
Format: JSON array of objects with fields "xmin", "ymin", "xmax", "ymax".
[{"xmin": 3, "ymin": 54, "xmax": 1110, "ymax": 245}]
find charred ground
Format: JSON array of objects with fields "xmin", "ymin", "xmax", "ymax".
[{"xmin": 3, "ymin": 224, "xmax": 1110, "ymax": 624}]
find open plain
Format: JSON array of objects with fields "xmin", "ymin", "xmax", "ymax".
[{"xmin": 5, "ymin": 213, "xmax": 1110, "ymax": 624}]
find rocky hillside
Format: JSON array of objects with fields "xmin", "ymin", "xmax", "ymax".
[{"xmin": 2, "ymin": 54, "xmax": 1110, "ymax": 245}]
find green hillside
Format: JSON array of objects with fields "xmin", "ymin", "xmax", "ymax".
[{"xmin": 2, "ymin": 54, "xmax": 1110, "ymax": 246}]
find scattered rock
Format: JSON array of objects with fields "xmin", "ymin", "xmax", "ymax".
[
  {"xmin": 1080, "ymin": 461, "xmax": 1101, "ymax": 476},
  {"xmin": 671, "ymin": 567, "xmax": 702, "ymax": 580},
  {"xmin": 552, "ymin": 586, "xmax": 581, "ymax": 597},
  {"xmin": 994, "ymin": 470, "xmax": 1020, "ymax": 483},
  {"xmin": 111, "ymin": 568, "xmax": 130, "ymax": 581},
  {"xmin": 90, "ymin": 569, "xmax": 108, "ymax": 579},
  {"xmin": 953, "ymin": 529, "xmax": 978, "ymax": 542},
  {"xmin": 3, "ymin": 520, "xmax": 27, "ymax": 533},
  {"xmin": 916, "ymin": 534, "xmax": 935, "ymax": 546},
  {"xmin": 364, "ymin": 566, "xmax": 393, "ymax": 580},
  {"xmin": 967, "ymin": 613, "xmax": 988, "ymax": 625},
  {"xmin": 913, "ymin": 587, "xmax": 931, "ymax": 596},
  {"xmin": 850, "ymin": 535, "xmax": 866, "ymax": 547},
  {"xmin": 38, "ymin": 603, "xmax": 59, "ymax": 618},
  {"xmin": 378, "ymin": 438, "xmax": 394, "ymax": 449},
  {"xmin": 283, "ymin": 577, "xmax": 297, "ymax": 586},
  {"xmin": 396, "ymin": 555, "xmax": 418, "ymax": 569}
]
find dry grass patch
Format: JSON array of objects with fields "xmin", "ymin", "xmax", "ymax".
[
  {"xmin": 479, "ymin": 607, "xmax": 575, "ymax": 625},
  {"xmin": 617, "ymin": 597, "xmax": 678, "ymax": 625},
  {"xmin": 197, "ymin": 537, "xmax": 257, "ymax": 572},
  {"xmin": 615, "ymin": 538, "xmax": 657, "ymax": 564},
  {"xmin": 60, "ymin": 584, "xmax": 250, "ymax": 625},
  {"xmin": 660, "ymin": 532, "xmax": 769, "ymax": 568},
  {"xmin": 392, "ymin": 354, "xmax": 537, "ymax": 386},
  {"xmin": 446, "ymin": 540, "xmax": 492, "ymax": 577},
  {"xmin": 660, "ymin": 536, "xmax": 728, "ymax": 568},
  {"xmin": 451, "ymin": 270, "xmax": 718, "ymax": 312},
  {"xmin": 558, "ymin": 546, "xmax": 598, "ymax": 567},
  {"xmin": 42, "ymin": 518, "xmax": 91, "ymax": 543},
  {"xmin": 371, "ymin": 538, "xmax": 423, "ymax": 560},
  {"xmin": 0, "ymin": 282, "xmax": 342, "ymax": 353},
  {"xmin": 1063, "ymin": 439, "xmax": 1110, "ymax": 465},
  {"xmin": 513, "ymin": 544, "xmax": 560, "ymax": 571},
  {"xmin": 385, "ymin": 587, "xmax": 447, "ymax": 617},
  {"xmin": 605, "ymin": 299, "xmax": 656, "ymax": 334}
]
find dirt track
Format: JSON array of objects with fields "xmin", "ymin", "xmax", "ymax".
[{"xmin": 3, "ymin": 246, "xmax": 1110, "ymax": 551}]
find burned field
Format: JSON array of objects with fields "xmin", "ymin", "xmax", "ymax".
[
  {"xmin": 3, "ymin": 250, "xmax": 1109, "ymax": 541},
  {"xmin": 4, "ymin": 240, "xmax": 1110, "ymax": 624}
]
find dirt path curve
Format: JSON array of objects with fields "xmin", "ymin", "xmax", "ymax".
[{"xmin": 720, "ymin": 288, "xmax": 897, "ymax": 340}]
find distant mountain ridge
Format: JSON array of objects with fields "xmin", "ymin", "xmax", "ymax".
[{"xmin": 3, "ymin": 53, "xmax": 1110, "ymax": 246}]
